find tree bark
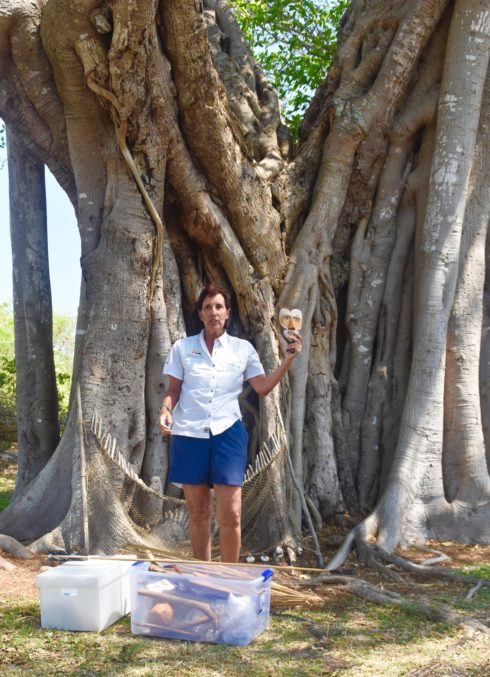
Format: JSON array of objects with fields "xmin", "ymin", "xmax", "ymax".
[
  {"xmin": 371, "ymin": 0, "xmax": 490, "ymax": 549},
  {"xmin": 7, "ymin": 127, "xmax": 59, "ymax": 495},
  {"xmin": 443, "ymin": 63, "xmax": 490, "ymax": 504}
]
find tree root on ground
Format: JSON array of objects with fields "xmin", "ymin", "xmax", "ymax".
[
  {"xmin": 316, "ymin": 530, "xmax": 490, "ymax": 635},
  {"xmin": 297, "ymin": 573, "xmax": 489, "ymax": 635},
  {"xmin": 0, "ymin": 534, "xmax": 33, "ymax": 559},
  {"xmin": 371, "ymin": 545, "xmax": 490, "ymax": 587},
  {"xmin": 328, "ymin": 526, "xmax": 489, "ymax": 588},
  {"xmin": 412, "ymin": 543, "xmax": 452, "ymax": 566},
  {"xmin": 0, "ymin": 555, "xmax": 17, "ymax": 571},
  {"xmin": 355, "ymin": 540, "xmax": 410, "ymax": 585},
  {"xmin": 0, "ymin": 451, "xmax": 18, "ymax": 463}
]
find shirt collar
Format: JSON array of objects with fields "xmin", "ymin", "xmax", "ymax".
[
  {"xmin": 216, "ymin": 331, "xmax": 229, "ymax": 347},
  {"xmin": 199, "ymin": 330, "xmax": 229, "ymax": 352}
]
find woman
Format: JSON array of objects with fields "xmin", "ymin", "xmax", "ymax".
[{"xmin": 159, "ymin": 283, "xmax": 301, "ymax": 562}]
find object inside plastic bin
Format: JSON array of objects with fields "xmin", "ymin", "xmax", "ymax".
[{"xmin": 130, "ymin": 561, "xmax": 273, "ymax": 645}]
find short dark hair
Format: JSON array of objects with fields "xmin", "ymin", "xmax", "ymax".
[{"xmin": 195, "ymin": 283, "xmax": 231, "ymax": 312}]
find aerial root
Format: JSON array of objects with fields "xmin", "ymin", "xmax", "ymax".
[
  {"xmin": 298, "ymin": 572, "xmax": 489, "ymax": 634},
  {"xmin": 329, "ymin": 527, "xmax": 490, "ymax": 588},
  {"xmin": 0, "ymin": 533, "xmax": 34, "ymax": 559},
  {"xmin": 29, "ymin": 528, "xmax": 67, "ymax": 555},
  {"xmin": 0, "ymin": 555, "xmax": 17, "ymax": 571},
  {"xmin": 310, "ymin": 535, "xmax": 490, "ymax": 635},
  {"xmin": 372, "ymin": 545, "xmax": 490, "ymax": 587}
]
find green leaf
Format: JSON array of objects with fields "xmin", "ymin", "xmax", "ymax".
[
  {"xmin": 229, "ymin": 0, "xmax": 349, "ymax": 141},
  {"xmin": 0, "ymin": 304, "xmax": 75, "ymax": 421}
]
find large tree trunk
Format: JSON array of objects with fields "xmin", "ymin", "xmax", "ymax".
[
  {"xmin": 366, "ymin": 0, "xmax": 490, "ymax": 550},
  {"xmin": 0, "ymin": 0, "xmax": 488, "ymax": 558},
  {"xmin": 7, "ymin": 128, "xmax": 59, "ymax": 495}
]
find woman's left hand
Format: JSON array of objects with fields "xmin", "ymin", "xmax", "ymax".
[
  {"xmin": 282, "ymin": 331, "xmax": 302, "ymax": 360},
  {"xmin": 249, "ymin": 332, "xmax": 303, "ymax": 396}
]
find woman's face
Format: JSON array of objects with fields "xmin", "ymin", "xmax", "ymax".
[{"xmin": 198, "ymin": 293, "xmax": 230, "ymax": 335}]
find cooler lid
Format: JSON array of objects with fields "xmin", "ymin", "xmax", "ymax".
[{"xmin": 36, "ymin": 563, "xmax": 121, "ymax": 589}]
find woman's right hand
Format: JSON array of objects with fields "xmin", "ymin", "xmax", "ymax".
[{"xmin": 159, "ymin": 406, "xmax": 173, "ymax": 435}]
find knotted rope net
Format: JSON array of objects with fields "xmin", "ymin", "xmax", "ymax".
[{"xmin": 85, "ymin": 402, "xmax": 297, "ymax": 559}]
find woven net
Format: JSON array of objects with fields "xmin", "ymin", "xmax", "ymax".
[{"xmin": 85, "ymin": 399, "xmax": 297, "ymax": 559}]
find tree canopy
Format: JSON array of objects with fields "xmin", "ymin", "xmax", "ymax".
[{"xmin": 230, "ymin": 0, "xmax": 349, "ymax": 137}]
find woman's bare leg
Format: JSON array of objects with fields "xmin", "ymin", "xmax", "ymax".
[
  {"xmin": 183, "ymin": 484, "xmax": 212, "ymax": 560},
  {"xmin": 214, "ymin": 484, "xmax": 242, "ymax": 562}
]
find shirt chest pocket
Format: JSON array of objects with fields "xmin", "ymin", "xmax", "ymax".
[{"xmin": 217, "ymin": 361, "xmax": 243, "ymax": 373}]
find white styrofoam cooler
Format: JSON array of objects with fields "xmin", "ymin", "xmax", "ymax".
[
  {"xmin": 36, "ymin": 560, "xmax": 132, "ymax": 632},
  {"xmin": 62, "ymin": 558, "xmax": 134, "ymax": 616}
]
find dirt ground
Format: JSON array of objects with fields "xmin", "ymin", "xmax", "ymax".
[
  {"xmin": 1, "ymin": 538, "xmax": 489, "ymax": 606},
  {"xmin": 1, "ymin": 448, "xmax": 489, "ymax": 609},
  {"xmin": 0, "ymin": 554, "xmax": 52, "ymax": 602}
]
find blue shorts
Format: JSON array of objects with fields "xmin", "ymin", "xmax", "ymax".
[{"xmin": 168, "ymin": 420, "xmax": 248, "ymax": 486}]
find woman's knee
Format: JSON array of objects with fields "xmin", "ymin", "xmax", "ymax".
[
  {"xmin": 217, "ymin": 505, "xmax": 241, "ymax": 530},
  {"xmin": 187, "ymin": 502, "xmax": 212, "ymax": 525},
  {"xmin": 184, "ymin": 486, "xmax": 212, "ymax": 525},
  {"xmin": 215, "ymin": 485, "xmax": 242, "ymax": 530}
]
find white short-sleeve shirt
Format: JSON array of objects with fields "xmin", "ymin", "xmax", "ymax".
[{"xmin": 163, "ymin": 331, "xmax": 265, "ymax": 438}]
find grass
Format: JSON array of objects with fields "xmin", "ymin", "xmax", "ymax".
[
  {"xmin": 1, "ymin": 458, "xmax": 489, "ymax": 675},
  {"xmin": 0, "ymin": 457, "xmax": 16, "ymax": 509},
  {"xmin": 1, "ymin": 578, "xmax": 489, "ymax": 676},
  {"xmin": 461, "ymin": 563, "xmax": 490, "ymax": 578}
]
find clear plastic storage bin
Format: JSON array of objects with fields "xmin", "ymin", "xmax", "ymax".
[{"xmin": 130, "ymin": 561, "xmax": 273, "ymax": 645}]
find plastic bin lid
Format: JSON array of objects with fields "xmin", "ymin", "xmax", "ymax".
[
  {"xmin": 130, "ymin": 561, "xmax": 274, "ymax": 582},
  {"xmin": 62, "ymin": 558, "xmax": 135, "ymax": 571},
  {"xmin": 36, "ymin": 563, "xmax": 121, "ymax": 589}
]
